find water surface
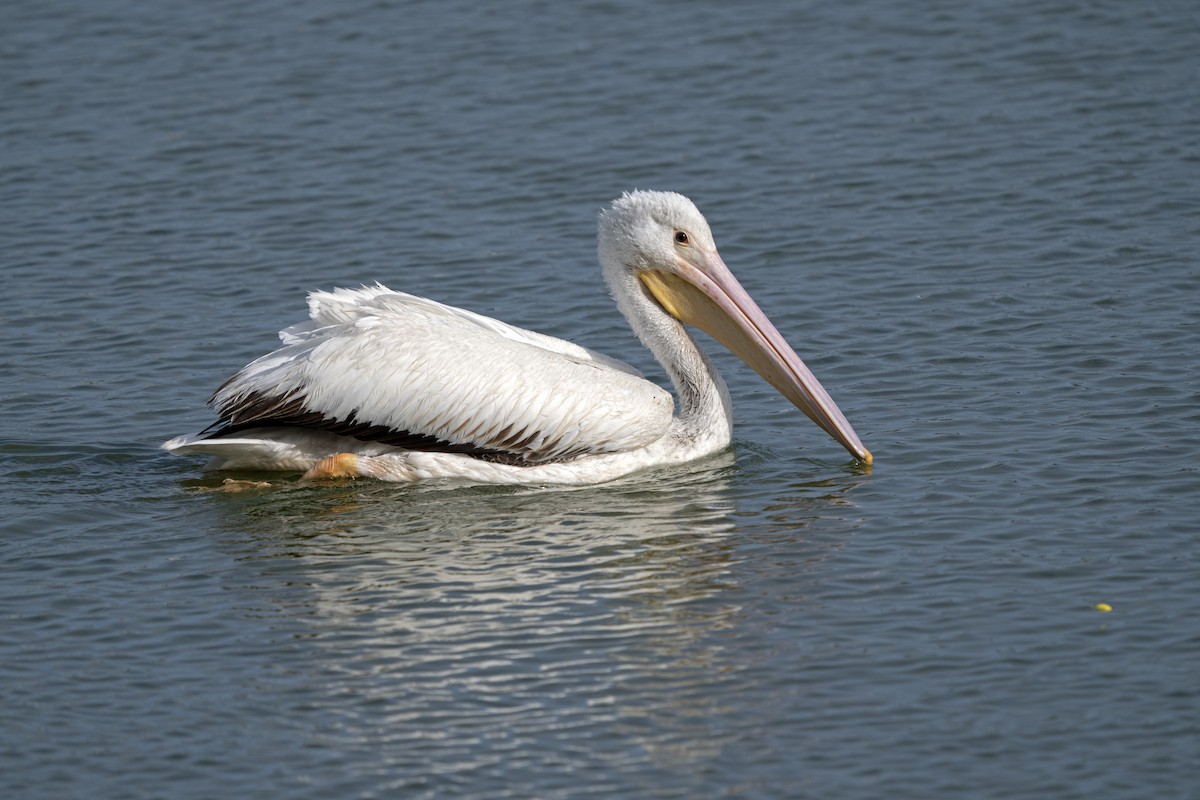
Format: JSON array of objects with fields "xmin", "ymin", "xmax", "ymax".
[{"xmin": 3, "ymin": 1, "xmax": 1198, "ymax": 797}]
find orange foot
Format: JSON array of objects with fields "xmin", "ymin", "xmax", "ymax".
[{"xmin": 303, "ymin": 452, "xmax": 361, "ymax": 480}]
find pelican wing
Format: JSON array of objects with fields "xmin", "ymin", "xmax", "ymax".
[
  {"xmin": 207, "ymin": 285, "xmax": 674, "ymax": 463},
  {"xmin": 289, "ymin": 284, "xmax": 645, "ymax": 376}
]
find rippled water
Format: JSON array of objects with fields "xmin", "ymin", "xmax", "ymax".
[{"xmin": 3, "ymin": 1, "xmax": 1199, "ymax": 797}]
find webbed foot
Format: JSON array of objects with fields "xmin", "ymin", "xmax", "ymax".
[{"xmin": 303, "ymin": 452, "xmax": 361, "ymax": 479}]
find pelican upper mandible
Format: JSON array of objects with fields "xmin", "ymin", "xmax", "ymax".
[{"xmin": 163, "ymin": 190, "xmax": 871, "ymax": 484}]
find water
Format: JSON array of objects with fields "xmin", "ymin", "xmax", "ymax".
[{"xmin": 3, "ymin": 0, "xmax": 1198, "ymax": 797}]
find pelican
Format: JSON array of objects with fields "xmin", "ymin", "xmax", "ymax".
[{"xmin": 163, "ymin": 191, "xmax": 871, "ymax": 484}]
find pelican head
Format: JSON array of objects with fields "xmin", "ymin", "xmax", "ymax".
[{"xmin": 598, "ymin": 190, "xmax": 872, "ymax": 465}]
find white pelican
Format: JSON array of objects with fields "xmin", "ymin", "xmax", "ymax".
[{"xmin": 163, "ymin": 191, "xmax": 871, "ymax": 484}]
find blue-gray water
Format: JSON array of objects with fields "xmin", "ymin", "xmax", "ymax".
[{"xmin": 3, "ymin": 1, "xmax": 1198, "ymax": 797}]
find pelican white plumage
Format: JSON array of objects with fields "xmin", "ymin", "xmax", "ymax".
[{"xmin": 163, "ymin": 191, "xmax": 871, "ymax": 484}]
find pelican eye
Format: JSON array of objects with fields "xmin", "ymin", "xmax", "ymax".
[{"xmin": 674, "ymin": 230, "xmax": 690, "ymax": 245}]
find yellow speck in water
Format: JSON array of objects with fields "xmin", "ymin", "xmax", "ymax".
[{"xmin": 1094, "ymin": 602, "xmax": 1113, "ymax": 612}]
